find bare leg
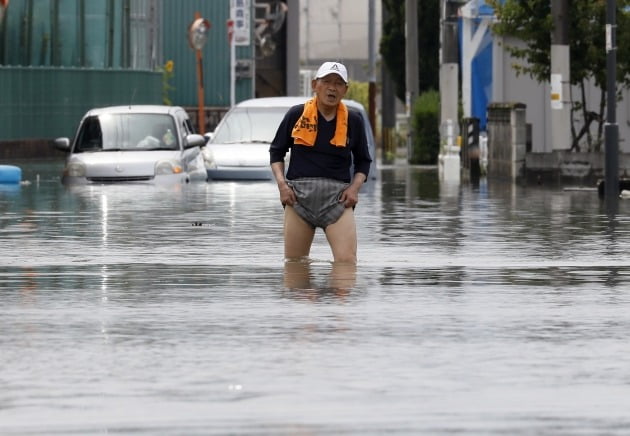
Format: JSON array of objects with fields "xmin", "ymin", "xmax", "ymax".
[
  {"xmin": 324, "ymin": 208, "xmax": 357, "ymax": 264},
  {"xmin": 284, "ymin": 205, "xmax": 316, "ymax": 259}
]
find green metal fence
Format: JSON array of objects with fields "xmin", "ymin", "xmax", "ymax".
[
  {"xmin": 0, "ymin": 0, "xmax": 163, "ymax": 142},
  {"xmin": 162, "ymin": 1, "xmax": 254, "ymax": 107},
  {"xmin": 0, "ymin": 0, "xmax": 159, "ymax": 70},
  {"xmin": 0, "ymin": 66, "xmax": 161, "ymax": 140},
  {"xmin": 0, "ymin": 0, "xmax": 256, "ymax": 142}
]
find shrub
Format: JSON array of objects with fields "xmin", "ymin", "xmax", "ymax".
[
  {"xmin": 410, "ymin": 89, "xmax": 440, "ymax": 164},
  {"xmin": 345, "ymin": 81, "xmax": 369, "ymax": 109}
]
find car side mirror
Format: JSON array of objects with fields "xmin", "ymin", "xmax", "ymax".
[
  {"xmin": 184, "ymin": 133, "xmax": 206, "ymax": 149},
  {"xmin": 54, "ymin": 137, "xmax": 71, "ymax": 152},
  {"xmin": 204, "ymin": 132, "xmax": 214, "ymax": 143}
]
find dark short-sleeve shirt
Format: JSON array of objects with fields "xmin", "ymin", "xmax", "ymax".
[{"xmin": 269, "ymin": 104, "xmax": 372, "ymax": 183}]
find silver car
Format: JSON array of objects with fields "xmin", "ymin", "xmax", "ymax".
[
  {"xmin": 55, "ymin": 105, "xmax": 208, "ymax": 185},
  {"xmin": 202, "ymin": 97, "xmax": 377, "ymax": 181}
]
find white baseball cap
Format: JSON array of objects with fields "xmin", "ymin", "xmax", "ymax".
[{"xmin": 315, "ymin": 61, "xmax": 348, "ymax": 83}]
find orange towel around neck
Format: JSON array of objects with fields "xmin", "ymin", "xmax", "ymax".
[{"xmin": 291, "ymin": 97, "xmax": 348, "ymax": 147}]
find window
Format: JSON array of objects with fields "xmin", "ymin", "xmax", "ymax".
[
  {"xmin": 75, "ymin": 117, "xmax": 103, "ymax": 152},
  {"xmin": 212, "ymin": 107, "xmax": 287, "ymax": 144},
  {"xmin": 76, "ymin": 113, "xmax": 178, "ymax": 151}
]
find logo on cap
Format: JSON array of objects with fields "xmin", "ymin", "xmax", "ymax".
[{"xmin": 331, "ymin": 63, "xmax": 339, "ymax": 71}]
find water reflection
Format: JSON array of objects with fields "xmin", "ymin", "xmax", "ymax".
[{"xmin": 283, "ymin": 259, "xmax": 356, "ymax": 301}]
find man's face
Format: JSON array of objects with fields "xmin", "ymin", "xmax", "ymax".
[{"xmin": 312, "ymin": 74, "xmax": 348, "ymax": 108}]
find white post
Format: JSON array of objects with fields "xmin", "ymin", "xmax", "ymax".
[
  {"xmin": 230, "ymin": 30, "xmax": 236, "ymax": 107},
  {"xmin": 550, "ymin": 0, "xmax": 571, "ymax": 151},
  {"xmin": 441, "ymin": 119, "xmax": 461, "ymax": 182}
]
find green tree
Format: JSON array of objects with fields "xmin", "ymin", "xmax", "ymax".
[
  {"xmin": 380, "ymin": 0, "xmax": 440, "ymax": 102},
  {"xmin": 346, "ymin": 81, "xmax": 369, "ymax": 109},
  {"xmin": 487, "ymin": 0, "xmax": 630, "ymax": 152}
]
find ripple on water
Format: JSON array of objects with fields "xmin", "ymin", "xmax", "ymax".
[{"xmin": 3, "ymin": 166, "xmax": 630, "ymax": 434}]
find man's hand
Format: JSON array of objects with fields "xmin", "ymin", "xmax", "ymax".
[
  {"xmin": 339, "ymin": 172, "xmax": 367, "ymax": 207},
  {"xmin": 339, "ymin": 185, "xmax": 360, "ymax": 207},
  {"xmin": 279, "ymin": 181, "xmax": 297, "ymax": 206},
  {"xmin": 271, "ymin": 162, "xmax": 296, "ymax": 206}
]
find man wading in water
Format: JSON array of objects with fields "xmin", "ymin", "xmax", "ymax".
[{"xmin": 269, "ymin": 61, "xmax": 372, "ymax": 265}]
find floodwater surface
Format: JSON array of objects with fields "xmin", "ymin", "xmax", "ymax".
[{"xmin": 2, "ymin": 159, "xmax": 630, "ymax": 435}]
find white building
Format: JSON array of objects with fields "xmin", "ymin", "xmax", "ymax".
[{"xmin": 299, "ymin": 0, "xmax": 381, "ymax": 82}]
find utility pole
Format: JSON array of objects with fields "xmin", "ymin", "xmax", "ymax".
[
  {"xmin": 286, "ymin": 0, "xmax": 300, "ymax": 96},
  {"xmin": 550, "ymin": 0, "xmax": 571, "ymax": 151},
  {"xmin": 405, "ymin": 0, "xmax": 419, "ymax": 161},
  {"xmin": 381, "ymin": 1, "xmax": 396, "ymax": 164},
  {"xmin": 440, "ymin": 0, "xmax": 460, "ymax": 145},
  {"xmin": 368, "ymin": 0, "xmax": 376, "ymax": 133},
  {"xmin": 605, "ymin": 0, "xmax": 619, "ymax": 207}
]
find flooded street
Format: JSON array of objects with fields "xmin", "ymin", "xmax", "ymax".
[{"xmin": 2, "ymin": 159, "xmax": 630, "ymax": 435}]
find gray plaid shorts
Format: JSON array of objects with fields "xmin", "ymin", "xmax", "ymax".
[{"xmin": 287, "ymin": 177, "xmax": 350, "ymax": 229}]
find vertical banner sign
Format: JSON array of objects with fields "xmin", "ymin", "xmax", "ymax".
[{"xmin": 230, "ymin": 0, "xmax": 250, "ymax": 46}]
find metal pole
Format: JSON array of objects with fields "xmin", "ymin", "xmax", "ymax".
[
  {"xmin": 285, "ymin": 0, "xmax": 300, "ymax": 96},
  {"xmin": 405, "ymin": 0, "xmax": 419, "ymax": 161},
  {"xmin": 381, "ymin": 1, "xmax": 396, "ymax": 164},
  {"xmin": 605, "ymin": 0, "xmax": 619, "ymax": 206},
  {"xmin": 405, "ymin": 0, "xmax": 419, "ymax": 109},
  {"xmin": 195, "ymin": 12, "xmax": 205, "ymax": 134},
  {"xmin": 230, "ymin": 26, "xmax": 235, "ymax": 107},
  {"xmin": 196, "ymin": 48, "xmax": 205, "ymax": 133},
  {"xmin": 368, "ymin": 0, "xmax": 376, "ymax": 133}
]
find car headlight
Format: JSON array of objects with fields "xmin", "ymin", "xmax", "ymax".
[
  {"xmin": 202, "ymin": 147, "xmax": 217, "ymax": 169},
  {"xmin": 64, "ymin": 162, "xmax": 86, "ymax": 177},
  {"xmin": 155, "ymin": 160, "xmax": 183, "ymax": 175}
]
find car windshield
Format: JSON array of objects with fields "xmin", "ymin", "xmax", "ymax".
[
  {"xmin": 74, "ymin": 113, "xmax": 178, "ymax": 152},
  {"xmin": 211, "ymin": 107, "xmax": 288, "ymax": 144}
]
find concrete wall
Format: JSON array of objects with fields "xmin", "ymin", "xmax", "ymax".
[
  {"xmin": 492, "ymin": 35, "xmax": 630, "ymax": 154},
  {"xmin": 485, "ymin": 99, "xmax": 630, "ymax": 185},
  {"xmin": 487, "ymin": 102, "xmax": 527, "ymax": 181}
]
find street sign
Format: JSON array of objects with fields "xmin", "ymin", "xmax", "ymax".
[
  {"xmin": 230, "ymin": 0, "xmax": 250, "ymax": 46},
  {"xmin": 235, "ymin": 60, "xmax": 253, "ymax": 79}
]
